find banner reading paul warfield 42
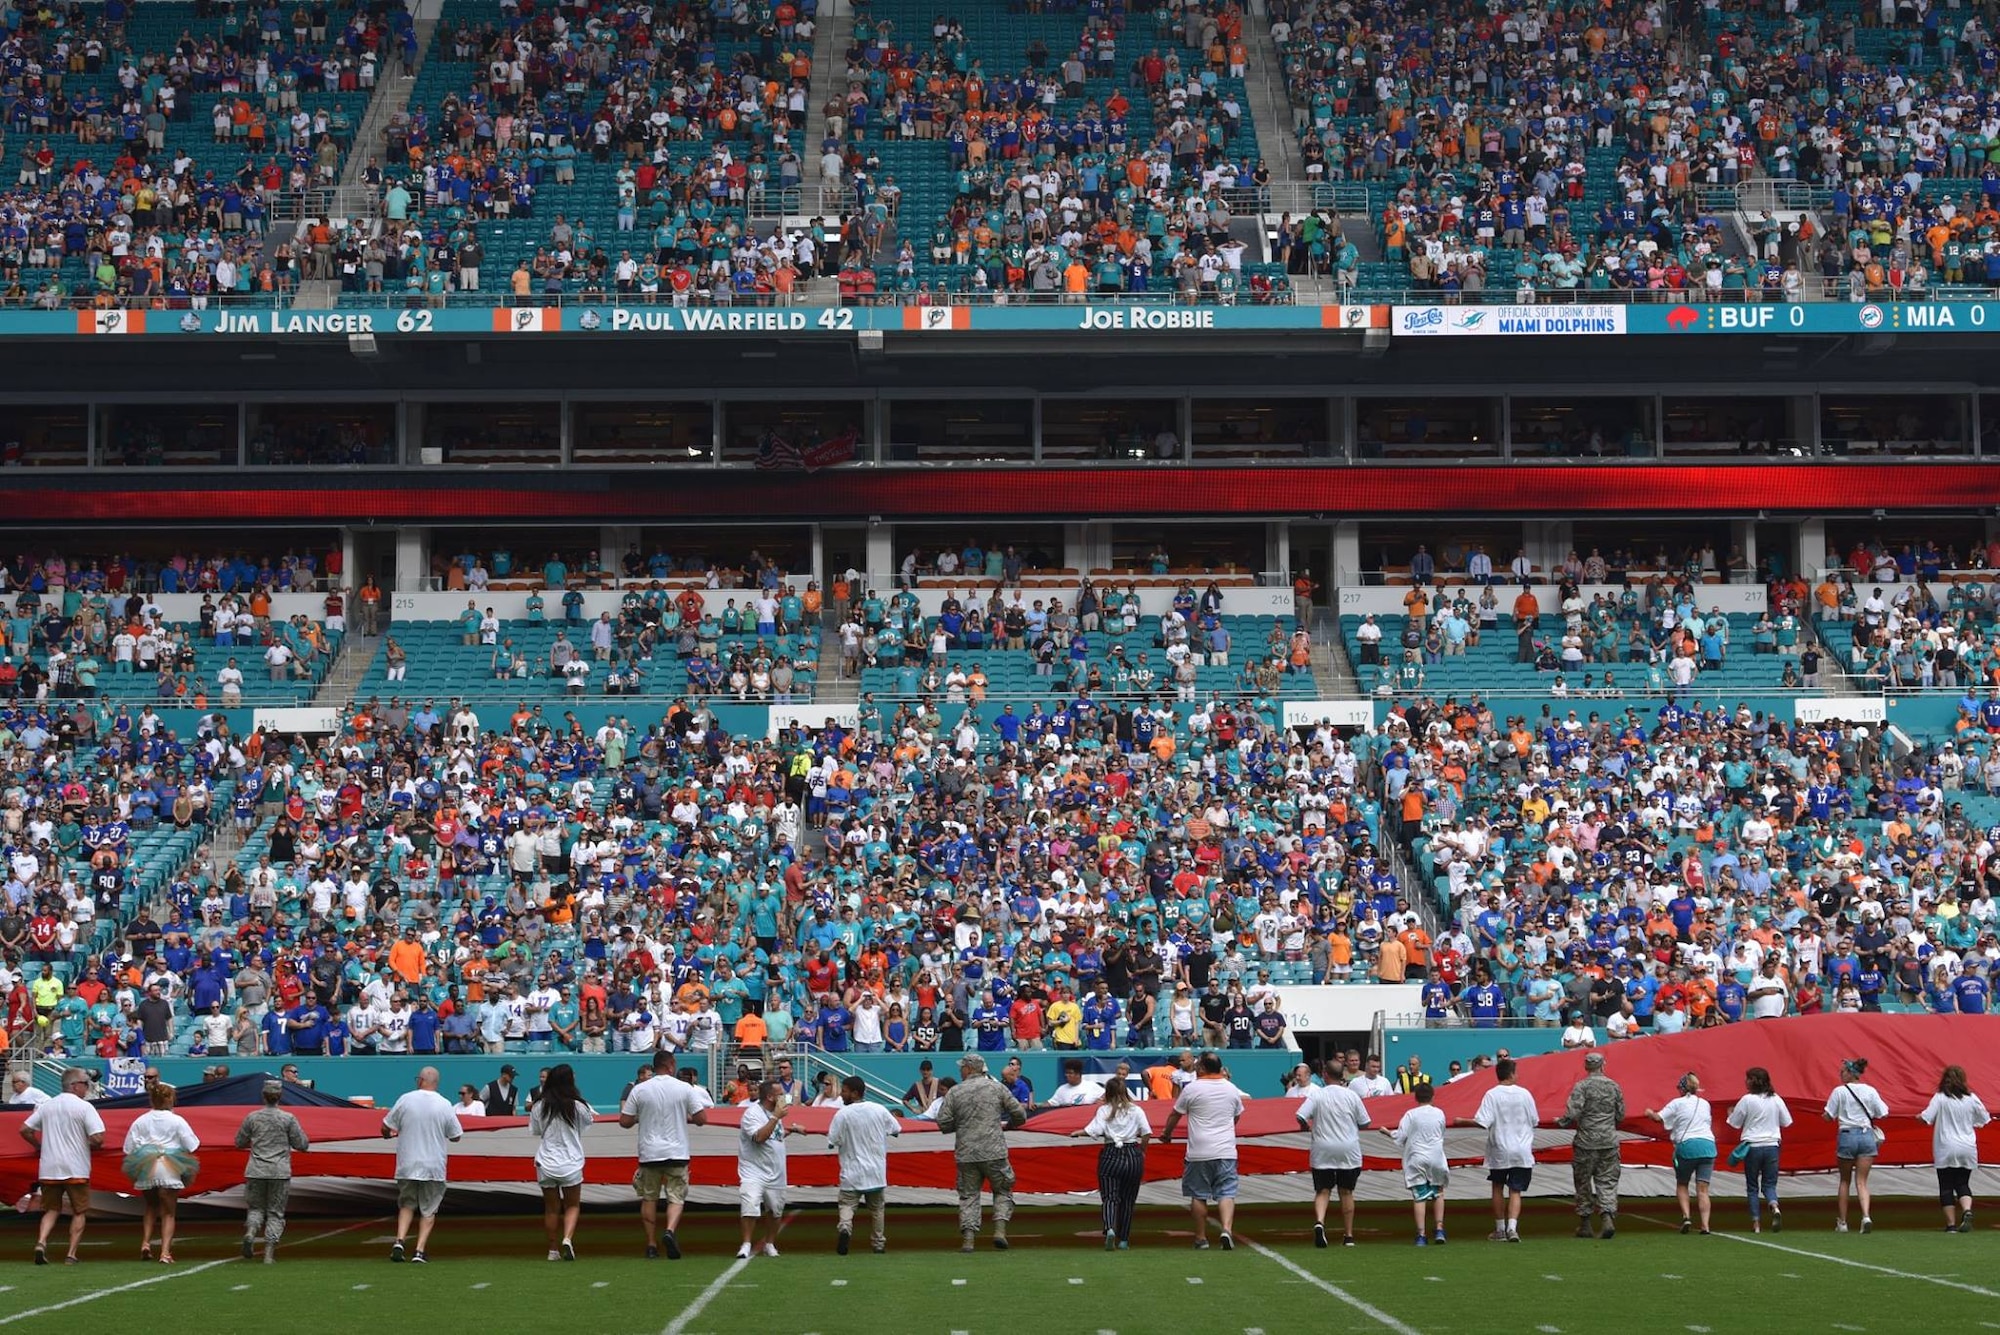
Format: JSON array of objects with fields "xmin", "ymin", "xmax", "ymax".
[{"xmin": 13, "ymin": 303, "xmax": 1388, "ymax": 338}]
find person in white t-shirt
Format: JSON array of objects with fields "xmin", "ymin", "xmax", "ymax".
[
  {"xmin": 1381, "ymin": 1082, "xmax": 1450, "ymax": 1246},
  {"xmin": 1920, "ymin": 1064, "xmax": 1992, "ymax": 1231},
  {"xmin": 1162, "ymin": 1053, "xmax": 1247, "ymax": 1250},
  {"xmin": 1725, "ymin": 1066, "xmax": 1792, "ymax": 1233},
  {"xmin": 1347, "ymin": 1054, "xmax": 1397, "ymax": 1098},
  {"xmin": 381, "ymin": 1066, "xmax": 465, "ymax": 1262},
  {"xmin": 1297, "ymin": 1078, "xmax": 1371, "ymax": 1248},
  {"xmin": 1454, "ymin": 1057, "xmax": 1541, "ymax": 1240},
  {"xmin": 618, "ymin": 1051, "xmax": 709, "ymax": 1258},
  {"xmin": 529, "ymin": 1063, "xmax": 589, "ymax": 1262},
  {"xmin": 822, "ymin": 1074, "xmax": 903, "ymax": 1254},
  {"xmin": 736, "ymin": 1080, "xmax": 797, "ymax": 1259},
  {"xmin": 1823, "ymin": 1057, "xmax": 1889, "ymax": 1234},
  {"xmin": 23, "ymin": 1067, "xmax": 106, "ymax": 1264},
  {"xmin": 1643, "ymin": 1072, "xmax": 1717, "ymax": 1235}
]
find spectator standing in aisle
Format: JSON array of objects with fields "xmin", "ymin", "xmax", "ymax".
[
  {"xmin": 236, "ymin": 1079, "xmax": 310, "ymax": 1263},
  {"xmin": 1555, "ymin": 1053, "xmax": 1626, "ymax": 1239},
  {"xmin": 382, "ymin": 1066, "xmax": 464, "ymax": 1263},
  {"xmin": 1163, "ymin": 1052, "xmax": 1247, "ymax": 1251},
  {"xmin": 22, "ymin": 1067, "xmax": 104, "ymax": 1265},
  {"xmin": 935, "ymin": 1054, "xmax": 1026, "ymax": 1253}
]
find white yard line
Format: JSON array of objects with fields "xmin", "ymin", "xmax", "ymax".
[
  {"xmin": 1243, "ymin": 1237, "xmax": 1424, "ymax": 1335},
  {"xmin": 660, "ymin": 1212, "xmax": 797, "ymax": 1335},
  {"xmin": 0, "ymin": 1216, "xmax": 384, "ymax": 1326},
  {"xmin": 1629, "ymin": 1215, "xmax": 2000, "ymax": 1299}
]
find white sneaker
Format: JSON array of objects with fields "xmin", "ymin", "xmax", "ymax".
[
  {"xmin": 1834, "ymin": 1221, "xmax": 1849, "ymax": 1233},
  {"xmin": 761, "ymin": 1243, "xmax": 780, "ymax": 1258},
  {"xmin": 735, "ymin": 1244, "xmax": 752, "ymax": 1260},
  {"xmin": 547, "ymin": 1248, "xmax": 561, "ymax": 1261}
]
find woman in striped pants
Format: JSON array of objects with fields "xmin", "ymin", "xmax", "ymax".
[{"xmin": 1072, "ymin": 1079, "xmax": 1152, "ymax": 1249}]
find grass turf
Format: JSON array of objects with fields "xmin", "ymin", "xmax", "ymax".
[{"xmin": 0, "ymin": 1201, "xmax": 1994, "ymax": 1334}]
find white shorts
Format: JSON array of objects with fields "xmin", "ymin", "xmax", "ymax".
[{"xmin": 738, "ymin": 1179, "xmax": 785, "ymax": 1217}]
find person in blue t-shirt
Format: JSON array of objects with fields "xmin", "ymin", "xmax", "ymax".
[
  {"xmin": 1715, "ymin": 976, "xmax": 1747, "ymax": 1023},
  {"xmin": 972, "ymin": 991, "xmax": 1009, "ymax": 1052},
  {"xmin": 285, "ymin": 1001, "xmax": 328, "ymax": 1055},
  {"xmin": 409, "ymin": 997, "xmax": 441, "ymax": 1054},
  {"xmin": 1951, "ymin": 969, "xmax": 1990, "ymax": 1015},
  {"xmin": 816, "ymin": 998, "xmax": 853, "ymax": 1053},
  {"xmin": 1463, "ymin": 968, "xmax": 1507, "ymax": 1027},
  {"xmin": 1081, "ymin": 984, "xmax": 1120, "ymax": 1049},
  {"xmin": 260, "ymin": 1007, "xmax": 292, "ymax": 1055}
]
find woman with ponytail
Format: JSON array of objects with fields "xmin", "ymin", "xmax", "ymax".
[
  {"xmin": 1823, "ymin": 1057, "xmax": 1889, "ymax": 1234},
  {"xmin": 1645, "ymin": 1072, "xmax": 1717, "ymax": 1235}
]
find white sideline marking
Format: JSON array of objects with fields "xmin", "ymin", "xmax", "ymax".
[
  {"xmin": 352, "ymin": 1284, "xmax": 371, "ymax": 1291},
  {"xmin": 0, "ymin": 1217, "xmax": 382, "ymax": 1326},
  {"xmin": 1069, "ymin": 1277, "xmax": 1085, "ymax": 1285},
  {"xmin": 1632, "ymin": 1215, "xmax": 2000, "ymax": 1299},
  {"xmin": 1186, "ymin": 1276, "xmax": 1204, "ymax": 1284},
  {"xmin": 1538, "ymin": 1326, "xmax": 1562, "ymax": 1333},
  {"xmin": 470, "ymin": 1283, "xmax": 489, "ymax": 1290},
  {"xmin": 1243, "ymin": 1238, "xmax": 1423, "ymax": 1335},
  {"xmin": 660, "ymin": 1212, "xmax": 796, "ymax": 1335},
  {"xmin": 230, "ymin": 1285, "xmax": 252, "ymax": 1292},
  {"xmin": 592, "ymin": 1281, "xmax": 610, "ymax": 1289},
  {"xmin": 1542, "ymin": 1274, "xmax": 1564, "ymax": 1282}
]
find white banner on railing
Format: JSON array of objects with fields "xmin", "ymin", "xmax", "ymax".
[
  {"xmin": 1282, "ymin": 700, "xmax": 1375, "ymax": 730},
  {"xmin": 1279, "ymin": 984, "xmax": 1425, "ymax": 1033},
  {"xmin": 768, "ymin": 705, "xmax": 859, "ymax": 739},
  {"xmin": 1794, "ymin": 698, "xmax": 1887, "ymax": 724},
  {"xmin": 252, "ymin": 707, "xmax": 344, "ymax": 733}
]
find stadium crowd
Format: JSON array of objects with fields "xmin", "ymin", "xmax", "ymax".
[{"xmin": 0, "ymin": 0, "xmax": 410, "ymax": 307}]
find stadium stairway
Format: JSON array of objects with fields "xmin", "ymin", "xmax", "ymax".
[
  {"xmin": 1240, "ymin": 8, "xmax": 1298, "ymax": 184},
  {"xmin": 801, "ymin": 1, "xmax": 852, "ymax": 166},
  {"xmin": 1309, "ymin": 608, "xmax": 1359, "ymax": 696},
  {"xmin": 814, "ymin": 616, "xmax": 860, "ymax": 705},
  {"xmin": 337, "ymin": 0, "xmax": 446, "ymax": 192},
  {"xmin": 311, "ymin": 629, "xmax": 384, "ymax": 710}
]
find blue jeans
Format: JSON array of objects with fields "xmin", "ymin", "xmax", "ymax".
[{"xmin": 1741, "ymin": 1145, "xmax": 1780, "ymax": 1217}]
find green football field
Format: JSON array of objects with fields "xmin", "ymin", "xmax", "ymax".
[{"xmin": 0, "ymin": 1200, "xmax": 1993, "ymax": 1334}]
